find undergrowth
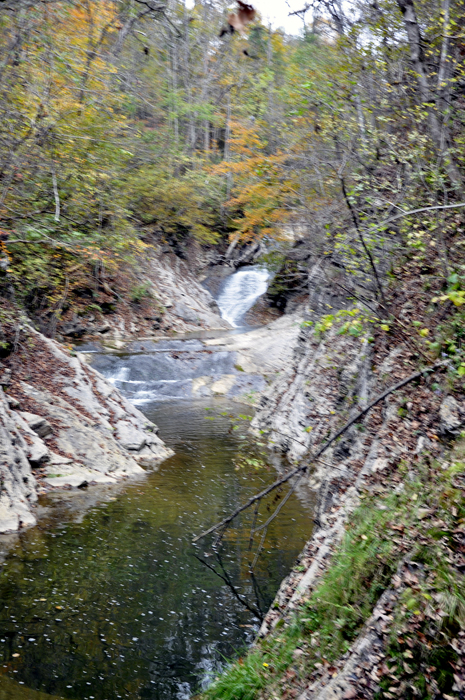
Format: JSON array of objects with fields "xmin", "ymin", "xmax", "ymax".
[{"xmin": 199, "ymin": 443, "xmax": 465, "ymax": 700}]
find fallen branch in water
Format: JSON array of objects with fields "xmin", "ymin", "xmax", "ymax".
[
  {"xmin": 192, "ymin": 360, "xmax": 448, "ymax": 543},
  {"xmin": 248, "ymin": 472, "xmax": 304, "ymax": 572}
]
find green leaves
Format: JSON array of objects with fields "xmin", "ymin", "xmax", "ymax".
[{"xmin": 446, "ymin": 290, "xmax": 465, "ymax": 307}]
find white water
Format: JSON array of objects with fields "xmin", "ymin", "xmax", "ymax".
[
  {"xmin": 92, "ymin": 266, "xmax": 271, "ymax": 405},
  {"xmin": 216, "ymin": 265, "xmax": 270, "ymax": 327}
]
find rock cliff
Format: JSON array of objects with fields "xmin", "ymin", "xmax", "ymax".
[
  {"xmin": 0, "ymin": 324, "xmax": 173, "ymax": 533},
  {"xmin": 55, "ymin": 248, "xmax": 230, "ymax": 344},
  {"xmin": 253, "ymin": 325, "xmax": 442, "ymax": 615}
]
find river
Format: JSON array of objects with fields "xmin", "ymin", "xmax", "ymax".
[{"xmin": 0, "ymin": 266, "xmax": 313, "ymax": 700}]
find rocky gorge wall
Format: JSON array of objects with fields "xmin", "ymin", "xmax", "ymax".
[
  {"xmin": 0, "ymin": 242, "xmax": 242, "ymax": 535},
  {"xmin": 0, "ymin": 324, "xmax": 173, "ymax": 533},
  {"xmin": 55, "ymin": 246, "xmax": 230, "ymax": 345},
  {"xmin": 253, "ymin": 318, "xmax": 463, "ymax": 619},
  {"xmin": 0, "ymin": 247, "xmax": 303, "ymax": 534},
  {"xmin": 241, "ymin": 311, "xmax": 465, "ymax": 698}
]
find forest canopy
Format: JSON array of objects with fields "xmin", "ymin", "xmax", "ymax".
[{"xmin": 1, "ymin": 0, "xmax": 465, "ymax": 336}]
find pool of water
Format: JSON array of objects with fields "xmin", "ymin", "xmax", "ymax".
[{"xmin": 0, "ymin": 398, "xmax": 314, "ymax": 700}]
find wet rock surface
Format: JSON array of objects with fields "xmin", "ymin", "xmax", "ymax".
[{"xmin": 89, "ymin": 314, "xmax": 303, "ymax": 407}]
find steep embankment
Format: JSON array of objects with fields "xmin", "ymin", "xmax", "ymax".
[
  {"xmin": 0, "ymin": 242, "xmax": 241, "ymax": 533},
  {"xmin": 200, "ymin": 281, "xmax": 465, "ymax": 698},
  {"xmin": 0, "ymin": 316, "xmax": 174, "ymax": 533},
  {"xmin": 0, "ymin": 256, "xmax": 294, "ymax": 534},
  {"xmin": 55, "ymin": 246, "xmax": 229, "ymax": 345}
]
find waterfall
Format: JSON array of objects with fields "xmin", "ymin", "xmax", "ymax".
[{"xmin": 216, "ymin": 266, "xmax": 270, "ymax": 328}]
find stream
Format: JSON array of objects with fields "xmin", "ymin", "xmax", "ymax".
[{"xmin": 0, "ymin": 266, "xmax": 314, "ymax": 700}]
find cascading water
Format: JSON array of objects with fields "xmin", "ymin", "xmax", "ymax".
[
  {"xmin": 216, "ymin": 265, "xmax": 270, "ymax": 327},
  {"xmin": 0, "ymin": 263, "xmax": 314, "ymax": 700},
  {"xmin": 93, "ymin": 339, "xmax": 243, "ymax": 404},
  {"xmin": 92, "ymin": 266, "xmax": 272, "ymax": 404}
]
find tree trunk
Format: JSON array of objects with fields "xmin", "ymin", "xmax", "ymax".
[{"xmin": 396, "ymin": 0, "xmax": 462, "ymax": 188}]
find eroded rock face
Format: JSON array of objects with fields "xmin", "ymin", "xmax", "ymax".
[
  {"xmin": 251, "ymin": 322, "xmax": 372, "ymax": 464},
  {"xmin": 90, "ymin": 252, "xmax": 230, "ymax": 341},
  {"xmin": 0, "ymin": 327, "xmax": 174, "ymax": 533},
  {"xmin": 19, "ymin": 411, "xmax": 53, "ymax": 438},
  {"xmin": 254, "ymin": 321, "xmax": 446, "ymax": 645},
  {"xmin": 115, "ymin": 420, "xmax": 148, "ymax": 451},
  {"xmin": 0, "ymin": 389, "xmax": 38, "ymax": 532},
  {"xmin": 13, "ymin": 411, "xmax": 50, "ymax": 466}
]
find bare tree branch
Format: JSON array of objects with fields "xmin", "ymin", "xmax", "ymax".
[{"xmin": 193, "ymin": 360, "xmax": 448, "ymax": 543}]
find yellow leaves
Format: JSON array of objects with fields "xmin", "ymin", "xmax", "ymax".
[
  {"xmin": 210, "ymin": 120, "xmax": 292, "ymax": 241},
  {"xmin": 432, "ymin": 291, "xmax": 465, "ymax": 306},
  {"xmin": 5, "ymin": 0, "xmax": 121, "ymax": 138}
]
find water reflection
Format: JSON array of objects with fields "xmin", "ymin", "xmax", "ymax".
[{"xmin": 0, "ymin": 399, "xmax": 313, "ymax": 699}]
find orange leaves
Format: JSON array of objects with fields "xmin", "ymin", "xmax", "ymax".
[{"xmin": 210, "ymin": 119, "xmax": 292, "ymax": 241}]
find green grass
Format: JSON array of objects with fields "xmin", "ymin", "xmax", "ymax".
[{"xmin": 199, "ymin": 444, "xmax": 465, "ymax": 700}]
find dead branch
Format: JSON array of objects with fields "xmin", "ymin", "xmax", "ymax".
[
  {"xmin": 249, "ymin": 473, "xmax": 303, "ymax": 572},
  {"xmin": 192, "ymin": 360, "xmax": 447, "ymax": 542},
  {"xmin": 193, "ymin": 552, "xmax": 263, "ymax": 620},
  {"xmin": 369, "ymin": 201, "xmax": 465, "ymax": 236}
]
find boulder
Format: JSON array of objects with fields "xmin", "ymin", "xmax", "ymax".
[
  {"xmin": 13, "ymin": 412, "xmax": 50, "ymax": 466},
  {"xmin": 132, "ymin": 445, "xmax": 167, "ymax": 468},
  {"xmin": 0, "ymin": 368, "xmax": 12, "ymax": 386},
  {"xmin": 440, "ymin": 396, "xmax": 463, "ymax": 434},
  {"xmin": 26, "ymin": 437, "xmax": 50, "ymax": 467},
  {"xmin": 95, "ymin": 323, "xmax": 111, "ymax": 334},
  {"xmin": 115, "ymin": 420, "xmax": 147, "ymax": 451},
  {"xmin": 61, "ymin": 320, "xmax": 87, "ymax": 337},
  {"xmin": 19, "ymin": 411, "xmax": 53, "ymax": 438},
  {"xmin": 174, "ymin": 302, "xmax": 199, "ymax": 324}
]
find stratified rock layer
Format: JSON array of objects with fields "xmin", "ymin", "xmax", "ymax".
[
  {"xmin": 0, "ymin": 327, "xmax": 173, "ymax": 533},
  {"xmin": 0, "ymin": 388, "xmax": 38, "ymax": 532}
]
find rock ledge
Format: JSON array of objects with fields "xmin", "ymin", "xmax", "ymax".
[{"xmin": 0, "ymin": 327, "xmax": 173, "ymax": 533}]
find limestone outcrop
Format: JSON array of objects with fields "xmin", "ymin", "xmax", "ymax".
[
  {"xmin": 0, "ymin": 388, "xmax": 38, "ymax": 533},
  {"xmin": 60, "ymin": 249, "xmax": 230, "ymax": 344},
  {"xmin": 0, "ymin": 326, "xmax": 173, "ymax": 533},
  {"xmin": 252, "ymin": 319, "xmax": 459, "ymax": 656},
  {"xmin": 251, "ymin": 322, "xmax": 372, "ymax": 463},
  {"xmin": 203, "ymin": 313, "xmax": 304, "ymax": 377},
  {"xmin": 88, "ymin": 313, "xmax": 304, "ymax": 407}
]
